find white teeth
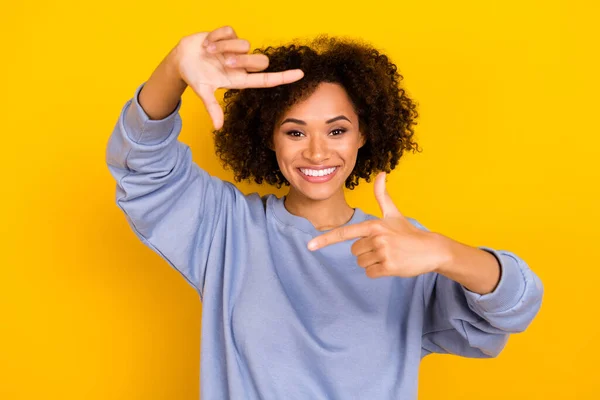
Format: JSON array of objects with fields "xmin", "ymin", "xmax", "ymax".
[{"xmin": 300, "ymin": 167, "xmax": 337, "ymax": 177}]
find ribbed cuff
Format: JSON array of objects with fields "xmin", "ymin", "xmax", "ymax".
[
  {"xmin": 463, "ymin": 247, "xmax": 526, "ymax": 313},
  {"xmin": 123, "ymin": 82, "xmax": 182, "ymax": 145}
]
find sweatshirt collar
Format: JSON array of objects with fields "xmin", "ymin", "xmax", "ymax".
[{"xmin": 269, "ymin": 194, "xmax": 368, "ymax": 237}]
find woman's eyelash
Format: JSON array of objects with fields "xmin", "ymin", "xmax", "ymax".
[
  {"xmin": 285, "ymin": 129, "xmax": 347, "ymax": 137},
  {"xmin": 330, "ymin": 128, "xmax": 347, "ymax": 136}
]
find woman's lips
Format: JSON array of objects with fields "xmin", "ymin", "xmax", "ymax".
[{"xmin": 297, "ymin": 167, "xmax": 339, "ymax": 183}]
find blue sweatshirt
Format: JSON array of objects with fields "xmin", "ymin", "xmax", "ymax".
[{"xmin": 106, "ymin": 83, "xmax": 544, "ymax": 399}]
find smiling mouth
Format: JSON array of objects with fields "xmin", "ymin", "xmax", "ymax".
[{"xmin": 299, "ymin": 167, "xmax": 338, "ymax": 177}]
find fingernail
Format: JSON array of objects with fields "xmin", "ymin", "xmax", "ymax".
[
  {"xmin": 207, "ymin": 44, "xmax": 216, "ymax": 52},
  {"xmin": 308, "ymin": 241, "xmax": 317, "ymax": 251},
  {"xmin": 225, "ymin": 57, "xmax": 236, "ymax": 66}
]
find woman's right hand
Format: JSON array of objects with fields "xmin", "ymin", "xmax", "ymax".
[{"xmin": 174, "ymin": 26, "xmax": 304, "ymax": 129}]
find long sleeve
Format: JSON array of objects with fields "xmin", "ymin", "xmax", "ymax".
[
  {"xmin": 406, "ymin": 218, "xmax": 544, "ymax": 358},
  {"xmin": 105, "ymin": 83, "xmax": 232, "ymax": 299}
]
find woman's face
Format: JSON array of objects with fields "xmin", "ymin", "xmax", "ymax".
[{"xmin": 272, "ymin": 82, "xmax": 365, "ymax": 202}]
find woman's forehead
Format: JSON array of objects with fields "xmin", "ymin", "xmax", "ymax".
[{"xmin": 280, "ymin": 82, "xmax": 357, "ymax": 122}]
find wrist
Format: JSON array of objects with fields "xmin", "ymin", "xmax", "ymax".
[
  {"xmin": 432, "ymin": 234, "xmax": 502, "ymax": 295},
  {"xmin": 139, "ymin": 47, "xmax": 187, "ymax": 120},
  {"xmin": 431, "ymin": 232, "xmax": 456, "ymax": 276},
  {"xmin": 165, "ymin": 45, "xmax": 188, "ymax": 92}
]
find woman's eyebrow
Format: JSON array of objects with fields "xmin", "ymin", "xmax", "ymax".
[
  {"xmin": 326, "ymin": 115, "xmax": 351, "ymax": 124},
  {"xmin": 280, "ymin": 115, "xmax": 351, "ymax": 126}
]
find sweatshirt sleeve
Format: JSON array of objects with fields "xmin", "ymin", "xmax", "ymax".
[
  {"xmin": 407, "ymin": 218, "xmax": 544, "ymax": 358},
  {"xmin": 105, "ymin": 83, "xmax": 232, "ymax": 299}
]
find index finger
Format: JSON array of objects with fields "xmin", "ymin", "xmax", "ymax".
[
  {"xmin": 234, "ymin": 69, "xmax": 304, "ymax": 89},
  {"xmin": 308, "ymin": 220, "xmax": 376, "ymax": 251}
]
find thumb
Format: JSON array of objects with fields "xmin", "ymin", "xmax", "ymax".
[
  {"xmin": 195, "ymin": 84, "xmax": 224, "ymax": 130},
  {"xmin": 374, "ymin": 172, "xmax": 401, "ymax": 218}
]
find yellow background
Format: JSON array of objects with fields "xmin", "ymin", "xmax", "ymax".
[{"xmin": 2, "ymin": 0, "xmax": 598, "ymax": 398}]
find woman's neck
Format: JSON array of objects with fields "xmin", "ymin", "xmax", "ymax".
[{"xmin": 283, "ymin": 187, "xmax": 355, "ymax": 231}]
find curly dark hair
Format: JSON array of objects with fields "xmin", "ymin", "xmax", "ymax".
[{"xmin": 213, "ymin": 35, "xmax": 422, "ymax": 189}]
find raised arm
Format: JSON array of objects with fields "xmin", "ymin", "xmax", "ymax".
[{"xmin": 105, "ymin": 27, "xmax": 304, "ymax": 298}]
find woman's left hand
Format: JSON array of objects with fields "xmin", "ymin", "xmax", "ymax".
[{"xmin": 307, "ymin": 172, "xmax": 452, "ymax": 279}]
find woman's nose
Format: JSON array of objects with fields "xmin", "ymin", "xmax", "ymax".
[{"xmin": 302, "ymin": 136, "xmax": 330, "ymax": 163}]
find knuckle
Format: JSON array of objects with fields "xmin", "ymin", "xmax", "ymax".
[
  {"xmin": 373, "ymin": 235, "xmax": 386, "ymax": 248},
  {"xmin": 367, "ymin": 220, "xmax": 381, "ymax": 235}
]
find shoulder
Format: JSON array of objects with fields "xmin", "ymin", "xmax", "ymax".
[{"xmin": 214, "ymin": 180, "xmax": 274, "ymax": 219}]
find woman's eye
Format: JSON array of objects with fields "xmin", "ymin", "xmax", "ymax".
[
  {"xmin": 286, "ymin": 131, "xmax": 304, "ymax": 137},
  {"xmin": 329, "ymin": 128, "xmax": 347, "ymax": 136}
]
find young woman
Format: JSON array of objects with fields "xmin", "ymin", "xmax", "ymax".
[{"xmin": 106, "ymin": 26, "xmax": 543, "ymax": 399}]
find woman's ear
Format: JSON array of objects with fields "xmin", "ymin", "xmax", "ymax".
[
  {"xmin": 359, "ymin": 131, "xmax": 367, "ymax": 149},
  {"xmin": 267, "ymin": 136, "xmax": 275, "ymax": 151},
  {"xmin": 267, "ymin": 126, "xmax": 277, "ymax": 151}
]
